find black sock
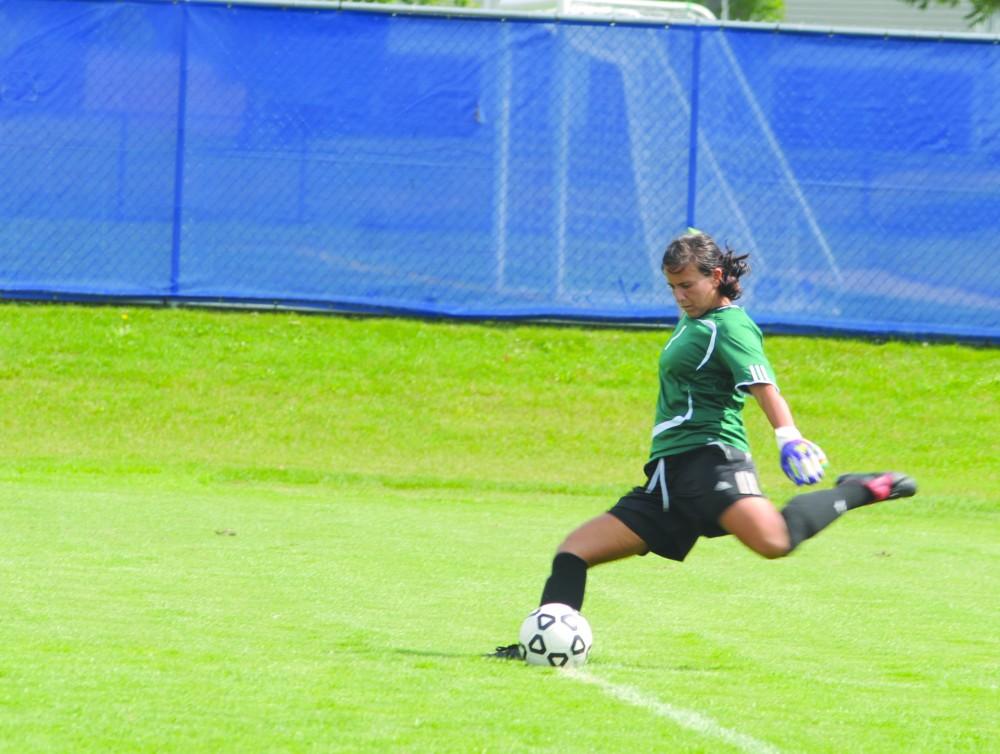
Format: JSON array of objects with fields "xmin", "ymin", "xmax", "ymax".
[
  {"xmin": 539, "ymin": 552, "xmax": 588, "ymax": 611},
  {"xmin": 781, "ymin": 484, "xmax": 874, "ymax": 551}
]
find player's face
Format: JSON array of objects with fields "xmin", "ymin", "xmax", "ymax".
[{"xmin": 665, "ymin": 264, "xmax": 724, "ymax": 318}]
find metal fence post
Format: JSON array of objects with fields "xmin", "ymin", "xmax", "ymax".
[
  {"xmin": 170, "ymin": 4, "xmax": 190, "ymax": 299},
  {"xmin": 685, "ymin": 24, "xmax": 701, "ymax": 231}
]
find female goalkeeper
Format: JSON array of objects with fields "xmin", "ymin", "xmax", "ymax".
[{"xmin": 493, "ymin": 231, "xmax": 916, "ymax": 657}]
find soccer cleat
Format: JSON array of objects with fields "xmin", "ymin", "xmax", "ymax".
[
  {"xmin": 835, "ymin": 472, "xmax": 917, "ymax": 502},
  {"xmin": 488, "ymin": 643, "xmax": 523, "ymax": 660}
]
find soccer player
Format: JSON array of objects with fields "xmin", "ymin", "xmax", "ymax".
[{"xmin": 492, "ymin": 230, "xmax": 916, "ymax": 658}]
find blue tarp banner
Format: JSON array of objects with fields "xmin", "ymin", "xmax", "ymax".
[{"xmin": 1, "ymin": 0, "xmax": 998, "ymax": 339}]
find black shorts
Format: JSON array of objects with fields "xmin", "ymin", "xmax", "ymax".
[{"xmin": 608, "ymin": 444, "xmax": 764, "ymax": 562}]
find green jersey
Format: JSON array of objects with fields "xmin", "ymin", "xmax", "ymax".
[{"xmin": 649, "ymin": 305, "xmax": 776, "ymax": 460}]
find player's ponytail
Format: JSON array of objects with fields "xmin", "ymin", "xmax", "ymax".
[
  {"xmin": 718, "ymin": 247, "xmax": 750, "ymax": 301},
  {"xmin": 662, "ymin": 230, "xmax": 751, "ymax": 301}
]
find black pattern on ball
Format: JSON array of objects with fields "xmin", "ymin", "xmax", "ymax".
[
  {"xmin": 548, "ymin": 653, "xmax": 569, "ymax": 667},
  {"xmin": 518, "ymin": 603, "xmax": 594, "ymax": 668}
]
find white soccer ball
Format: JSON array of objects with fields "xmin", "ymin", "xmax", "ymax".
[{"xmin": 518, "ymin": 603, "xmax": 593, "ymax": 667}]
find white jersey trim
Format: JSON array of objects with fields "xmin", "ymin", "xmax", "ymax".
[
  {"xmin": 695, "ymin": 320, "xmax": 717, "ymax": 371},
  {"xmin": 651, "ymin": 391, "xmax": 694, "ymax": 438},
  {"xmin": 663, "ymin": 324, "xmax": 687, "ymax": 351},
  {"xmin": 735, "ymin": 378, "xmax": 777, "ymax": 394},
  {"xmin": 735, "ymin": 363, "xmax": 777, "ymax": 394}
]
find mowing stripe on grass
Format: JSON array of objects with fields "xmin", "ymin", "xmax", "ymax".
[{"xmin": 566, "ymin": 669, "xmax": 782, "ymax": 754}]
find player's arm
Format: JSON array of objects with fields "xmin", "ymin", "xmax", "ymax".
[
  {"xmin": 747, "ymin": 382, "xmax": 793, "ymax": 428},
  {"xmin": 747, "ymin": 383, "xmax": 827, "ymax": 486}
]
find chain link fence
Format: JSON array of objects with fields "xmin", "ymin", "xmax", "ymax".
[{"xmin": 1, "ymin": 0, "xmax": 998, "ymax": 339}]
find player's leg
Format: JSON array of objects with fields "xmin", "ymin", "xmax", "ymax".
[
  {"xmin": 490, "ymin": 513, "xmax": 649, "ymax": 657},
  {"xmin": 539, "ymin": 513, "xmax": 648, "ymax": 610},
  {"xmin": 557, "ymin": 512, "xmax": 650, "ymax": 565},
  {"xmin": 717, "ymin": 495, "xmax": 791, "ymax": 558},
  {"xmin": 780, "ymin": 472, "xmax": 916, "ymax": 549},
  {"xmin": 719, "ymin": 485, "xmax": 874, "ymax": 558},
  {"xmin": 721, "ymin": 472, "xmax": 918, "ymax": 558},
  {"xmin": 688, "ymin": 445, "xmax": 793, "ymax": 558},
  {"xmin": 721, "ymin": 484, "xmax": 875, "ymax": 558}
]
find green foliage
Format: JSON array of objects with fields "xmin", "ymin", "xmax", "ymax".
[
  {"xmin": 703, "ymin": 0, "xmax": 785, "ymax": 21},
  {"xmin": 900, "ymin": 0, "xmax": 1000, "ymax": 24},
  {"xmin": 0, "ymin": 306, "xmax": 997, "ymax": 752},
  {"xmin": 727, "ymin": 0, "xmax": 785, "ymax": 21}
]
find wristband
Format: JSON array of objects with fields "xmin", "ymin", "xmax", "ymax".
[{"xmin": 774, "ymin": 426, "xmax": 802, "ymax": 448}]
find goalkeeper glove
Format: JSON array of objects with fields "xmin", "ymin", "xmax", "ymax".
[{"xmin": 775, "ymin": 426, "xmax": 828, "ymax": 486}]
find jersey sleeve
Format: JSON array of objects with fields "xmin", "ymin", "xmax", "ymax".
[{"xmin": 715, "ymin": 317, "xmax": 778, "ymax": 394}]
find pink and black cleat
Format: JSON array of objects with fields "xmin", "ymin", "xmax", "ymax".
[{"xmin": 836, "ymin": 472, "xmax": 917, "ymax": 502}]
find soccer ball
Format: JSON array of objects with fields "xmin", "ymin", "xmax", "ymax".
[{"xmin": 518, "ymin": 603, "xmax": 593, "ymax": 667}]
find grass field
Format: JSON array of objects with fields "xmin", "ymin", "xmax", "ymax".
[{"xmin": 0, "ymin": 304, "xmax": 997, "ymax": 753}]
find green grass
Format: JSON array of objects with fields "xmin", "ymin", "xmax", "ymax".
[{"xmin": 0, "ymin": 304, "xmax": 997, "ymax": 753}]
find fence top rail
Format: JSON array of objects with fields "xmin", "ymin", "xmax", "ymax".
[{"xmin": 165, "ymin": 0, "xmax": 1000, "ymax": 43}]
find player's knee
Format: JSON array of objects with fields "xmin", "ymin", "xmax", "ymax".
[
  {"xmin": 555, "ymin": 532, "xmax": 595, "ymax": 565},
  {"xmin": 555, "ymin": 542, "xmax": 585, "ymax": 563},
  {"xmin": 759, "ymin": 545, "xmax": 789, "ymax": 559},
  {"xmin": 756, "ymin": 531, "xmax": 792, "ymax": 559},
  {"xmin": 555, "ymin": 530, "xmax": 584, "ymax": 557}
]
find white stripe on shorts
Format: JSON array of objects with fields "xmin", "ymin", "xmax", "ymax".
[{"xmin": 645, "ymin": 457, "xmax": 669, "ymax": 511}]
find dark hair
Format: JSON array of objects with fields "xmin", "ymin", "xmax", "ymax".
[{"xmin": 661, "ymin": 231, "xmax": 751, "ymax": 301}]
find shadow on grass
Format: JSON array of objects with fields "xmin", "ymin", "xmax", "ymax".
[{"xmin": 391, "ymin": 647, "xmax": 496, "ymax": 659}]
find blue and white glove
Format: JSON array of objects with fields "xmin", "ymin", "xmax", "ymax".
[{"xmin": 775, "ymin": 427, "xmax": 828, "ymax": 486}]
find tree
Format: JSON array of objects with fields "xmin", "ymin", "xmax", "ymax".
[
  {"xmin": 727, "ymin": 0, "xmax": 784, "ymax": 21},
  {"xmin": 898, "ymin": 0, "xmax": 1000, "ymax": 25},
  {"xmin": 702, "ymin": 0, "xmax": 785, "ymax": 21}
]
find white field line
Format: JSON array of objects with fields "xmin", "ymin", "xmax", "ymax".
[{"xmin": 565, "ymin": 668, "xmax": 782, "ymax": 754}]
